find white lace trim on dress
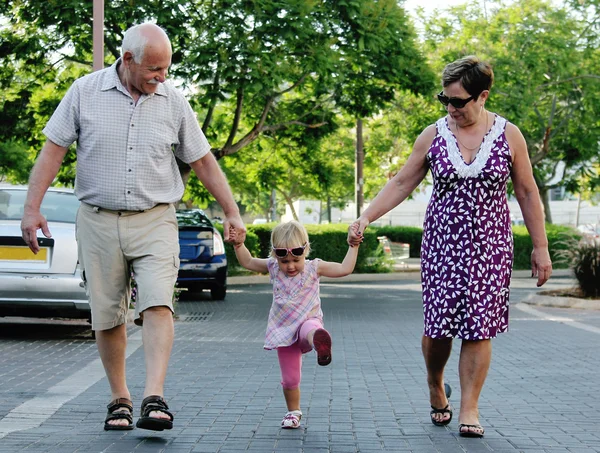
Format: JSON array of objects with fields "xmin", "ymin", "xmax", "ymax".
[{"xmin": 436, "ymin": 115, "xmax": 506, "ymax": 179}]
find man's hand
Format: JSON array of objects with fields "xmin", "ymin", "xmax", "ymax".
[
  {"xmin": 20, "ymin": 209, "xmax": 52, "ymax": 254},
  {"xmin": 222, "ymin": 214, "xmax": 246, "ymax": 244}
]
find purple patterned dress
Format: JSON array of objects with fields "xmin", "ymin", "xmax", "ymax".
[{"xmin": 421, "ymin": 114, "xmax": 513, "ymax": 340}]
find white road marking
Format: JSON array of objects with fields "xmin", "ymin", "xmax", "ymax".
[
  {"xmin": 513, "ymin": 303, "xmax": 600, "ymax": 335},
  {"xmin": 0, "ymin": 330, "xmax": 143, "ymax": 439}
]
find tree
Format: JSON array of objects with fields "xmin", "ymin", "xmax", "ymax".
[
  {"xmin": 420, "ymin": 0, "xmax": 600, "ymax": 223},
  {"xmin": 1, "ymin": 0, "xmax": 432, "ymax": 202}
]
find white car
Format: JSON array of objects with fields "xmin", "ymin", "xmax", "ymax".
[{"xmin": 0, "ymin": 185, "xmax": 89, "ymax": 320}]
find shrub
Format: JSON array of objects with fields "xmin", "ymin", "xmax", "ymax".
[
  {"xmin": 555, "ymin": 233, "xmax": 600, "ymax": 298},
  {"xmin": 512, "ymin": 224, "xmax": 578, "ymax": 270}
]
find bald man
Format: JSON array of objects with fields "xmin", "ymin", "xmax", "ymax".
[{"xmin": 21, "ymin": 23, "xmax": 246, "ymax": 432}]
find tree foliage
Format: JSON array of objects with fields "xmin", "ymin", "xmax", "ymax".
[
  {"xmin": 1, "ymin": 0, "xmax": 432, "ymax": 212},
  {"xmin": 420, "ymin": 0, "xmax": 600, "ymax": 222}
]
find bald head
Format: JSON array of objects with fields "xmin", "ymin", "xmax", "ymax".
[{"xmin": 122, "ymin": 23, "xmax": 172, "ymax": 64}]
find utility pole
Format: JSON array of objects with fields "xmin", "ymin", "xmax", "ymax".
[
  {"xmin": 355, "ymin": 118, "xmax": 364, "ymax": 217},
  {"xmin": 93, "ymin": 0, "xmax": 104, "ymax": 72}
]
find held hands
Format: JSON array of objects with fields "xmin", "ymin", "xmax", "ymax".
[
  {"xmin": 531, "ymin": 247, "xmax": 552, "ymax": 287},
  {"xmin": 222, "ymin": 215, "xmax": 246, "ymax": 245},
  {"xmin": 20, "ymin": 209, "xmax": 51, "ymax": 254},
  {"xmin": 347, "ymin": 218, "xmax": 368, "ymax": 247},
  {"xmin": 227, "ymin": 225, "xmax": 245, "ymax": 248}
]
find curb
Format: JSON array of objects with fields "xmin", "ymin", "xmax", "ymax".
[
  {"xmin": 522, "ymin": 292, "xmax": 600, "ymax": 311},
  {"xmin": 227, "ymin": 268, "xmax": 573, "ymax": 286}
]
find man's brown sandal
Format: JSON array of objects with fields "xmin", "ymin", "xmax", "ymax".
[
  {"xmin": 104, "ymin": 398, "xmax": 134, "ymax": 431},
  {"xmin": 135, "ymin": 395, "xmax": 174, "ymax": 431}
]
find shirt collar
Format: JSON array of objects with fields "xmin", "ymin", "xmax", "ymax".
[{"xmin": 101, "ymin": 58, "xmax": 168, "ymax": 98}]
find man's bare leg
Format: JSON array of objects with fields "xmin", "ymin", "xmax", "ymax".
[
  {"xmin": 142, "ymin": 306, "xmax": 174, "ymax": 420},
  {"xmin": 96, "ymin": 324, "xmax": 131, "ymax": 427}
]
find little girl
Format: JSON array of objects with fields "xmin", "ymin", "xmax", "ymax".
[{"xmin": 231, "ymin": 220, "xmax": 359, "ymax": 429}]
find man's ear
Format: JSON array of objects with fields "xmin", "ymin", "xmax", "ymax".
[{"xmin": 122, "ymin": 51, "xmax": 135, "ymax": 67}]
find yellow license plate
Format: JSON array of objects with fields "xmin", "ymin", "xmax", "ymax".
[{"xmin": 0, "ymin": 246, "xmax": 48, "ymax": 262}]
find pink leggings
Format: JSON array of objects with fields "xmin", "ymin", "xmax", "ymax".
[{"xmin": 277, "ymin": 318, "xmax": 324, "ymax": 390}]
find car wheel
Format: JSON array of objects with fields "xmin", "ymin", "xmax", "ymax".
[{"xmin": 211, "ymin": 287, "xmax": 226, "ymax": 300}]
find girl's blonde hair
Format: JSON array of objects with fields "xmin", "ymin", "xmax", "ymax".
[{"xmin": 270, "ymin": 220, "xmax": 311, "ymax": 258}]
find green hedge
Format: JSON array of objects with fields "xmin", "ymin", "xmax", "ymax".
[
  {"xmin": 371, "ymin": 225, "xmax": 423, "ymax": 258},
  {"xmin": 221, "ymin": 223, "xmax": 386, "ymax": 274},
  {"xmin": 373, "ymin": 223, "xmax": 579, "ymax": 269},
  {"xmin": 512, "ymin": 224, "xmax": 581, "ymax": 270},
  {"xmin": 218, "ymin": 222, "xmax": 580, "ymax": 274}
]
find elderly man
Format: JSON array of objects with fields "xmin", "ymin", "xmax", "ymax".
[{"xmin": 21, "ymin": 23, "xmax": 246, "ymax": 431}]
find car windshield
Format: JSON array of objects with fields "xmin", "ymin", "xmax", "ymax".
[
  {"xmin": 0, "ymin": 189, "xmax": 80, "ymax": 224},
  {"xmin": 176, "ymin": 210, "xmax": 213, "ymax": 227}
]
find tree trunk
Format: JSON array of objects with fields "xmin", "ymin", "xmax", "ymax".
[
  {"xmin": 355, "ymin": 118, "xmax": 364, "ymax": 218},
  {"xmin": 540, "ymin": 187, "xmax": 553, "ymax": 224}
]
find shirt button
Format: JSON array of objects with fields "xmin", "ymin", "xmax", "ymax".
[
  {"xmin": 127, "ymin": 191, "xmax": 131, "ymax": 194},
  {"xmin": 128, "ymin": 169, "xmax": 132, "ymax": 172},
  {"xmin": 131, "ymin": 124, "xmax": 134, "ymax": 127}
]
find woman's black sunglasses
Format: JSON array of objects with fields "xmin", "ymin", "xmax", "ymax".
[
  {"xmin": 437, "ymin": 91, "xmax": 475, "ymax": 109},
  {"xmin": 273, "ymin": 243, "xmax": 307, "ymax": 258}
]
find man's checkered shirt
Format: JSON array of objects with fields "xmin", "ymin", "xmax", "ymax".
[{"xmin": 43, "ymin": 60, "xmax": 210, "ymax": 211}]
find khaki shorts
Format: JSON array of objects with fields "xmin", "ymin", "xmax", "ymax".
[{"xmin": 76, "ymin": 203, "xmax": 180, "ymax": 330}]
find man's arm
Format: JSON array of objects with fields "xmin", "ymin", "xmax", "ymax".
[
  {"xmin": 189, "ymin": 152, "xmax": 246, "ymax": 243},
  {"xmin": 21, "ymin": 140, "xmax": 69, "ymax": 253}
]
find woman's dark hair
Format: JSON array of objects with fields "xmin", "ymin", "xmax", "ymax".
[{"xmin": 441, "ymin": 56, "xmax": 494, "ymax": 99}]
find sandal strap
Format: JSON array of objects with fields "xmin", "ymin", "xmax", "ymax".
[
  {"xmin": 459, "ymin": 423, "xmax": 483, "ymax": 430},
  {"xmin": 105, "ymin": 411, "xmax": 133, "ymax": 424},
  {"xmin": 284, "ymin": 410, "xmax": 302, "ymax": 419},
  {"xmin": 107, "ymin": 398, "xmax": 133, "ymax": 413},
  {"xmin": 140, "ymin": 395, "xmax": 174, "ymax": 421},
  {"xmin": 430, "ymin": 404, "xmax": 450, "ymax": 414}
]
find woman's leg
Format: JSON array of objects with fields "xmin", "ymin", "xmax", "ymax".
[
  {"xmin": 422, "ymin": 335, "xmax": 453, "ymax": 423},
  {"xmin": 458, "ymin": 339, "xmax": 491, "ymax": 433}
]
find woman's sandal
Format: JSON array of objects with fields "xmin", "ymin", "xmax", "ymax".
[
  {"xmin": 135, "ymin": 395, "xmax": 174, "ymax": 431},
  {"xmin": 459, "ymin": 423, "xmax": 485, "ymax": 438},
  {"xmin": 104, "ymin": 398, "xmax": 134, "ymax": 431},
  {"xmin": 430, "ymin": 383, "xmax": 453, "ymax": 426},
  {"xmin": 281, "ymin": 410, "xmax": 302, "ymax": 429}
]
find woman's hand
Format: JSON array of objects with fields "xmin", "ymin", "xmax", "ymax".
[
  {"xmin": 347, "ymin": 217, "xmax": 369, "ymax": 247},
  {"xmin": 531, "ymin": 247, "xmax": 552, "ymax": 287}
]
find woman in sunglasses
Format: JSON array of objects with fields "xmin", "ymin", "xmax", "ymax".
[
  {"xmin": 348, "ymin": 56, "xmax": 552, "ymax": 438},
  {"xmin": 231, "ymin": 220, "xmax": 359, "ymax": 429}
]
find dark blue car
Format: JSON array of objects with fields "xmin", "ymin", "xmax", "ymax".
[{"xmin": 176, "ymin": 209, "xmax": 227, "ymax": 300}]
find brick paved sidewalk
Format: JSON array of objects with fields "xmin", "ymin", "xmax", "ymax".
[{"xmin": 0, "ymin": 272, "xmax": 598, "ymax": 453}]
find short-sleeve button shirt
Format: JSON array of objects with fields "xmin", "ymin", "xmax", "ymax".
[{"xmin": 42, "ymin": 59, "xmax": 210, "ymax": 211}]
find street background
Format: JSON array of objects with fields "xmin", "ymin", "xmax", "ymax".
[{"xmin": 1, "ymin": 270, "xmax": 599, "ymax": 453}]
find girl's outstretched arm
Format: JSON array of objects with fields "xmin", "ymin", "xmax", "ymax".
[
  {"xmin": 318, "ymin": 244, "xmax": 360, "ymax": 278},
  {"xmin": 233, "ymin": 243, "xmax": 269, "ymax": 274}
]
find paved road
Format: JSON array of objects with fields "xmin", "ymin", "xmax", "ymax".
[{"xmin": 0, "ymin": 272, "xmax": 599, "ymax": 453}]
